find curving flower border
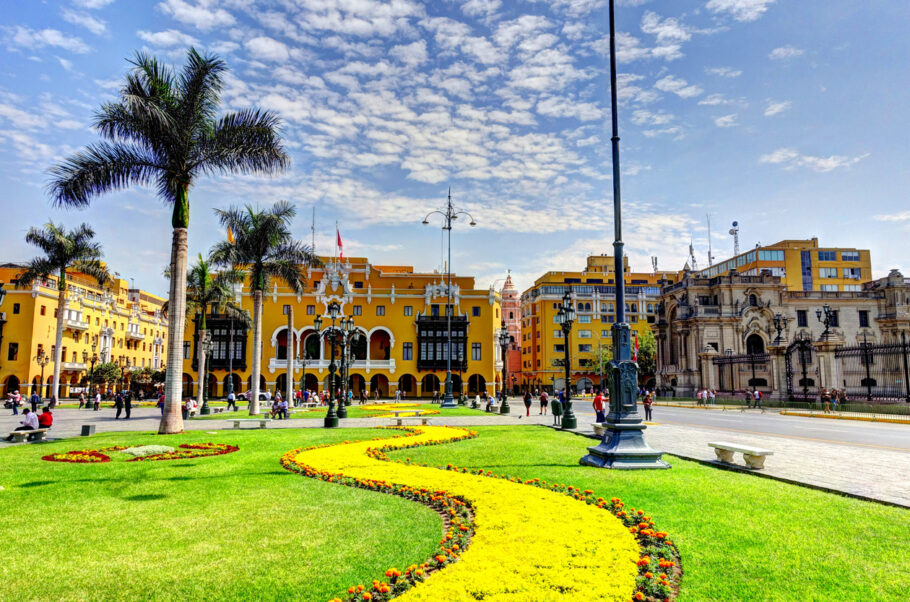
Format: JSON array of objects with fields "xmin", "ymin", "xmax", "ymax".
[
  {"xmin": 42, "ymin": 443, "xmax": 238, "ymax": 464},
  {"xmin": 282, "ymin": 426, "xmax": 681, "ymax": 602}
]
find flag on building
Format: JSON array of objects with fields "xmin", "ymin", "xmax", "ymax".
[
  {"xmin": 227, "ymin": 227, "xmax": 235, "ymax": 244},
  {"xmin": 336, "ymin": 227, "xmax": 343, "ymax": 260}
]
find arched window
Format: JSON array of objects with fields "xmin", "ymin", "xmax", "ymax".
[
  {"xmin": 749, "ymin": 294, "xmax": 758, "ymax": 307},
  {"xmin": 509, "ymin": 311, "xmax": 513, "ymax": 319},
  {"xmin": 746, "ymin": 333, "xmax": 765, "ymax": 354}
]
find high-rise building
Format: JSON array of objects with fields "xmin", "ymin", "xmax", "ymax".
[
  {"xmin": 179, "ymin": 256, "xmax": 503, "ymax": 399},
  {"xmin": 518, "ymin": 255, "xmax": 677, "ymax": 394},
  {"xmin": 0, "ymin": 264, "xmax": 168, "ymax": 398},
  {"xmin": 694, "ymin": 238, "xmax": 871, "ymax": 292}
]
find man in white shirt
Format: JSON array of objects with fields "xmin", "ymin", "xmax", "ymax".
[
  {"xmin": 94, "ymin": 391, "xmax": 101, "ymax": 411},
  {"xmin": 4, "ymin": 408, "xmax": 39, "ymax": 441}
]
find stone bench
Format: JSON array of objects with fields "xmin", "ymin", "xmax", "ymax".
[
  {"xmin": 231, "ymin": 419, "xmax": 272, "ymax": 429},
  {"xmin": 7, "ymin": 428, "xmax": 50, "ymax": 443},
  {"xmin": 389, "ymin": 410, "xmax": 428, "ymax": 426},
  {"xmin": 708, "ymin": 441, "xmax": 774, "ymax": 470}
]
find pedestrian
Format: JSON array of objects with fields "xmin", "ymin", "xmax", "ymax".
[
  {"xmin": 592, "ymin": 389, "xmax": 606, "ymax": 424},
  {"xmin": 642, "ymin": 392, "xmax": 653, "ymax": 421},
  {"xmin": 360, "ymin": 389, "xmax": 367, "ymax": 404},
  {"xmin": 523, "ymin": 390, "xmax": 532, "ymax": 417},
  {"xmin": 38, "ymin": 406, "xmax": 53, "ymax": 431},
  {"xmin": 30, "ymin": 390, "xmax": 41, "ymax": 413},
  {"xmin": 157, "ymin": 392, "xmax": 165, "ymax": 415},
  {"xmin": 114, "ymin": 392, "xmax": 123, "ymax": 419},
  {"xmin": 482, "ymin": 391, "xmax": 491, "ymax": 412},
  {"xmin": 709, "ymin": 389, "xmax": 717, "ymax": 406},
  {"xmin": 821, "ymin": 388, "xmax": 831, "ymax": 413},
  {"xmin": 78, "ymin": 391, "xmax": 85, "ymax": 410},
  {"xmin": 754, "ymin": 388, "xmax": 763, "ymax": 410},
  {"xmin": 124, "ymin": 391, "xmax": 132, "ymax": 419},
  {"xmin": 4, "ymin": 408, "xmax": 39, "ymax": 441},
  {"xmin": 539, "ymin": 390, "xmax": 548, "ymax": 415},
  {"xmin": 10, "ymin": 391, "xmax": 19, "ymax": 415},
  {"xmin": 182, "ymin": 398, "xmax": 190, "ymax": 420},
  {"xmin": 226, "ymin": 390, "xmax": 236, "ymax": 412},
  {"xmin": 745, "ymin": 389, "xmax": 752, "ymax": 409}
]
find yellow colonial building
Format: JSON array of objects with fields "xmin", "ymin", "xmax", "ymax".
[
  {"xmin": 695, "ymin": 238, "xmax": 871, "ymax": 292},
  {"xmin": 0, "ymin": 264, "xmax": 167, "ymax": 397},
  {"xmin": 180, "ymin": 256, "xmax": 503, "ymax": 399},
  {"xmin": 519, "ymin": 255, "xmax": 677, "ymax": 394}
]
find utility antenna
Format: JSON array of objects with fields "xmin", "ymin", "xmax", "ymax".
[
  {"xmin": 651, "ymin": 256, "xmax": 658, "ymax": 274},
  {"xmin": 706, "ymin": 214, "xmax": 714, "ymax": 266},
  {"xmin": 688, "ymin": 240, "xmax": 698, "ymax": 271},
  {"xmin": 311, "ymin": 206, "xmax": 316, "ymax": 254},
  {"xmin": 729, "ymin": 220, "xmax": 740, "ymax": 256}
]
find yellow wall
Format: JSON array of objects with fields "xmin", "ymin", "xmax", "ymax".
[
  {"xmin": 179, "ymin": 257, "xmax": 502, "ymax": 399},
  {"xmin": 0, "ymin": 266, "xmax": 167, "ymax": 397}
]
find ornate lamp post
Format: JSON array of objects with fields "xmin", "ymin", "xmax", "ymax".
[
  {"xmin": 87, "ymin": 341, "xmax": 98, "ymax": 403},
  {"xmin": 35, "ymin": 348, "xmax": 50, "ymax": 399},
  {"xmin": 555, "ymin": 290, "xmax": 577, "ymax": 429},
  {"xmin": 339, "ymin": 317, "xmax": 363, "ymax": 408},
  {"xmin": 314, "ymin": 301, "xmax": 345, "ymax": 427},
  {"xmin": 422, "ymin": 189, "xmax": 476, "ymax": 409},
  {"xmin": 200, "ymin": 330, "xmax": 213, "ymax": 415},
  {"xmin": 0, "ymin": 283, "xmax": 7, "ymax": 366},
  {"xmin": 773, "ymin": 313, "xmax": 790, "ymax": 344},
  {"xmin": 581, "ymin": 0, "xmax": 668, "ymax": 469},
  {"xmin": 498, "ymin": 321, "xmax": 511, "ymax": 414},
  {"xmin": 816, "ymin": 304, "xmax": 835, "ymax": 341}
]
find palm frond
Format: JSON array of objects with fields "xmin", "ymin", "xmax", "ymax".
[
  {"xmin": 178, "ymin": 48, "xmax": 226, "ymax": 137},
  {"xmin": 47, "ymin": 142, "xmax": 161, "ymax": 207},
  {"xmin": 72, "ymin": 259, "xmax": 111, "ymax": 287},
  {"xmin": 15, "ymin": 257, "xmax": 56, "ymax": 289},
  {"xmin": 195, "ymin": 108, "xmax": 289, "ymax": 175}
]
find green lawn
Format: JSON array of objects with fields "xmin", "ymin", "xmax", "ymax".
[
  {"xmin": 389, "ymin": 426, "xmax": 910, "ymax": 601},
  {"xmin": 0, "ymin": 428, "xmax": 440, "ymax": 601},
  {"xmin": 2, "ymin": 425, "xmax": 906, "ymax": 601},
  {"xmin": 192, "ymin": 404, "xmax": 494, "ymax": 420}
]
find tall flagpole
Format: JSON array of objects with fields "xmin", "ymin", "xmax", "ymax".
[{"xmin": 581, "ymin": 0, "xmax": 669, "ymax": 469}]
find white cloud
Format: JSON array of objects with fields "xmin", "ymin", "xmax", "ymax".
[
  {"xmin": 5, "ymin": 26, "xmax": 91, "ymax": 54},
  {"xmin": 763, "ymin": 100, "xmax": 791, "ymax": 116},
  {"xmin": 0, "ymin": 129, "xmax": 59, "ymax": 162},
  {"xmin": 873, "ymin": 211, "xmax": 910, "ymax": 222},
  {"xmin": 57, "ymin": 57, "xmax": 74, "ymax": 71},
  {"xmin": 706, "ymin": 66, "xmax": 742, "ymax": 78},
  {"xmin": 245, "ymin": 36, "xmax": 289, "ymax": 62},
  {"xmin": 706, "ymin": 0, "xmax": 776, "ymax": 22},
  {"xmin": 654, "ymin": 75, "xmax": 703, "ymax": 98},
  {"xmin": 698, "ymin": 93, "xmax": 732, "ymax": 106},
  {"xmin": 137, "ymin": 29, "xmax": 198, "ymax": 47},
  {"xmin": 157, "ymin": 0, "xmax": 236, "ymax": 31},
  {"xmin": 62, "ymin": 9, "xmax": 107, "ymax": 35},
  {"xmin": 714, "ymin": 114, "xmax": 737, "ymax": 127},
  {"xmin": 390, "ymin": 40, "xmax": 428, "ymax": 67},
  {"xmin": 300, "ymin": 0, "xmax": 424, "ymax": 37},
  {"xmin": 759, "ymin": 148, "xmax": 869, "ymax": 172},
  {"xmin": 0, "ymin": 102, "xmax": 48, "ymax": 129},
  {"xmin": 536, "ymin": 96, "xmax": 602, "ymax": 121},
  {"xmin": 461, "ymin": 0, "xmax": 501, "ymax": 18},
  {"xmin": 631, "ymin": 109, "xmax": 674, "ymax": 126},
  {"xmin": 74, "ymin": 0, "xmax": 116, "ymax": 7},
  {"xmin": 641, "ymin": 11, "xmax": 691, "ymax": 44},
  {"xmin": 769, "ymin": 45, "xmax": 804, "ymax": 60}
]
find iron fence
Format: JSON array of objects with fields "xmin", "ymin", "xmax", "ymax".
[{"xmin": 835, "ymin": 337, "xmax": 910, "ymax": 402}]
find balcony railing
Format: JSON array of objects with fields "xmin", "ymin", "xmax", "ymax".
[
  {"xmin": 64, "ymin": 318, "xmax": 89, "ymax": 331},
  {"xmin": 126, "ymin": 331, "xmax": 145, "ymax": 340},
  {"xmin": 267, "ymin": 358, "xmax": 397, "ymax": 373}
]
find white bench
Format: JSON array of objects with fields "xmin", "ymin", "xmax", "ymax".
[
  {"xmin": 7, "ymin": 428, "xmax": 50, "ymax": 443},
  {"xmin": 708, "ymin": 441, "xmax": 774, "ymax": 469},
  {"xmin": 389, "ymin": 410, "xmax": 429, "ymax": 426},
  {"xmin": 231, "ymin": 419, "xmax": 272, "ymax": 429}
]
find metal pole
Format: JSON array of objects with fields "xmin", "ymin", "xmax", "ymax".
[
  {"xmin": 561, "ymin": 322, "xmax": 574, "ymax": 428},
  {"xmin": 227, "ymin": 317, "xmax": 233, "ymax": 398},
  {"xmin": 286, "ymin": 305, "xmax": 294, "ymax": 409},
  {"xmin": 902, "ymin": 331, "xmax": 910, "ymax": 403},
  {"xmin": 801, "ymin": 343, "xmax": 809, "ymax": 400},
  {"xmin": 863, "ymin": 333, "xmax": 872, "ymax": 401},
  {"xmin": 443, "ymin": 191, "xmax": 454, "ymax": 408}
]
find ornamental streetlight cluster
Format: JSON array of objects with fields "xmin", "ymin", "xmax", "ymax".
[
  {"xmin": 83, "ymin": 341, "xmax": 98, "ymax": 404},
  {"xmin": 497, "ymin": 321, "xmax": 511, "ymax": 414},
  {"xmin": 554, "ymin": 289, "xmax": 577, "ymax": 429},
  {"xmin": 314, "ymin": 300, "xmax": 355, "ymax": 427},
  {"xmin": 200, "ymin": 330, "xmax": 213, "ymax": 415},
  {"xmin": 34, "ymin": 348, "xmax": 50, "ymax": 399},
  {"xmin": 422, "ymin": 188, "xmax": 476, "ymax": 409},
  {"xmin": 773, "ymin": 313, "xmax": 790, "ymax": 344},
  {"xmin": 817, "ymin": 304, "xmax": 836, "ymax": 341}
]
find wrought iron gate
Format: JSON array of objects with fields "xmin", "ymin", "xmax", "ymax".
[
  {"xmin": 834, "ymin": 333, "xmax": 910, "ymax": 402},
  {"xmin": 785, "ymin": 336, "xmax": 816, "ymax": 401}
]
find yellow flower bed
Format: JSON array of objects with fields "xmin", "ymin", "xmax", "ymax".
[{"xmin": 290, "ymin": 426, "xmax": 640, "ymax": 601}]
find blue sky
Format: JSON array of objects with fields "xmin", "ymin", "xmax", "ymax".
[{"xmin": 1, "ymin": 0, "xmax": 908, "ymax": 295}]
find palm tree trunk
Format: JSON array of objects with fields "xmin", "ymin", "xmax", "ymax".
[
  {"xmin": 249, "ymin": 289, "xmax": 263, "ymax": 415},
  {"xmin": 196, "ymin": 328, "xmax": 206, "ymax": 410},
  {"xmin": 51, "ymin": 281, "xmax": 66, "ymax": 404},
  {"xmin": 160, "ymin": 218, "xmax": 189, "ymax": 433}
]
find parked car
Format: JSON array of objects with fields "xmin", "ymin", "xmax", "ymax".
[{"xmin": 236, "ymin": 392, "xmax": 268, "ymax": 402}]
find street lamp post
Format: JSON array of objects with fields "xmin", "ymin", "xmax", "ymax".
[
  {"xmin": 816, "ymin": 304, "xmax": 835, "ymax": 341},
  {"xmin": 314, "ymin": 301, "xmax": 345, "ymax": 427},
  {"xmin": 555, "ymin": 290, "xmax": 577, "ymax": 429},
  {"xmin": 498, "ymin": 321, "xmax": 511, "ymax": 414},
  {"xmin": 773, "ymin": 313, "xmax": 790, "ymax": 344},
  {"xmin": 88, "ymin": 341, "xmax": 98, "ymax": 407},
  {"xmin": 35, "ymin": 349, "xmax": 50, "ymax": 400},
  {"xmin": 422, "ymin": 188, "xmax": 476, "ymax": 409},
  {"xmin": 200, "ymin": 330, "xmax": 213, "ymax": 415},
  {"xmin": 0, "ymin": 283, "xmax": 7, "ymax": 367},
  {"xmin": 581, "ymin": 0, "xmax": 668, "ymax": 469}
]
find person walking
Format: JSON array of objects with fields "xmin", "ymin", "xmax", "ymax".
[
  {"xmin": 114, "ymin": 392, "xmax": 124, "ymax": 419},
  {"xmin": 124, "ymin": 391, "xmax": 132, "ymax": 419},
  {"xmin": 523, "ymin": 390, "xmax": 532, "ymax": 417},
  {"xmin": 29, "ymin": 390, "xmax": 41, "ymax": 413},
  {"xmin": 93, "ymin": 390, "xmax": 101, "ymax": 411},
  {"xmin": 642, "ymin": 392, "xmax": 653, "ymax": 421},
  {"xmin": 226, "ymin": 390, "xmax": 236, "ymax": 412},
  {"xmin": 753, "ymin": 388, "xmax": 763, "ymax": 410},
  {"xmin": 592, "ymin": 389, "xmax": 606, "ymax": 424},
  {"xmin": 821, "ymin": 388, "xmax": 831, "ymax": 413},
  {"xmin": 10, "ymin": 391, "xmax": 19, "ymax": 415},
  {"xmin": 78, "ymin": 391, "xmax": 85, "ymax": 410},
  {"xmin": 539, "ymin": 390, "xmax": 548, "ymax": 416},
  {"xmin": 709, "ymin": 389, "xmax": 717, "ymax": 406},
  {"xmin": 157, "ymin": 392, "xmax": 165, "ymax": 415}
]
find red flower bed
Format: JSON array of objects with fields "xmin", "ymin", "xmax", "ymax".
[
  {"xmin": 42, "ymin": 446, "xmax": 126, "ymax": 463},
  {"xmin": 42, "ymin": 443, "xmax": 238, "ymax": 463}
]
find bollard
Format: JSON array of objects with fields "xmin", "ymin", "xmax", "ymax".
[{"xmin": 80, "ymin": 424, "xmax": 96, "ymax": 437}]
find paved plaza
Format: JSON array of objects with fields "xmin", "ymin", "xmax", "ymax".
[{"xmin": 5, "ymin": 401, "xmax": 908, "ymax": 508}]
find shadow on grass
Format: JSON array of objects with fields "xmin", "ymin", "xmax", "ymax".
[
  {"xmin": 124, "ymin": 493, "xmax": 167, "ymax": 502},
  {"xmin": 18, "ymin": 480, "xmax": 57, "ymax": 488}
]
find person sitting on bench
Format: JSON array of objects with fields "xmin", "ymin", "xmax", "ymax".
[
  {"xmin": 5, "ymin": 408, "xmax": 38, "ymax": 441},
  {"xmin": 38, "ymin": 406, "xmax": 53, "ymax": 432}
]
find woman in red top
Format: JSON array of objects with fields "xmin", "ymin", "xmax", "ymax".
[{"xmin": 38, "ymin": 407, "xmax": 53, "ymax": 429}]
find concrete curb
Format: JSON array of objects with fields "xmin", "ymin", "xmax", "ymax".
[{"xmin": 779, "ymin": 411, "xmax": 910, "ymax": 425}]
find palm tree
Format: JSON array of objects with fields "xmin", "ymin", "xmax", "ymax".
[
  {"xmin": 48, "ymin": 48, "xmax": 289, "ymax": 434},
  {"xmin": 209, "ymin": 201, "xmax": 320, "ymax": 415},
  {"xmin": 16, "ymin": 222, "xmax": 110, "ymax": 403},
  {"xmin": 184, "ymin": 255, "xmax": 249, "ymax": 410}
]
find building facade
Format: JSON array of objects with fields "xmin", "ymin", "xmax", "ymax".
[
  {"xmin": 654, "ymin": 268, "xmax": 910, "ymax": 399},
  {"xmin": 0, "ymin": 264, "xmax": 167, "ymax": 398},
  {"xmin": 499, "ymin": 273, "xmax": 521, "ymax": 394},
  {"xmin": 180, "ymin": 256, "xmax": 503, "ymax": 399},
  {"xmin": 518, "ymin": 255, "xmax": 677, "ymax": 394},
  {"xmin": 695, "ymin": 238, "xmax": 871, "ymax": 292}
]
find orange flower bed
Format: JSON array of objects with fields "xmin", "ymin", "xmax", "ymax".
[{"xmin": 42, "ymin": 443, "xmax": 238, "ymax": 463}]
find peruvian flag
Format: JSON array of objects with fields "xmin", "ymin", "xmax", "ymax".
[
  {"xmin": 633, "ymin": 333, "xmax": 639, "ymax": 362},
  {"xmin": 336, "ymin": 227, "xmax": 343, "ymax": 260}
]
